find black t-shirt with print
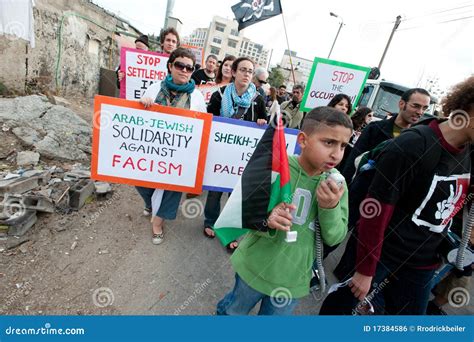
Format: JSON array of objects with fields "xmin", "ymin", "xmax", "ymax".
[
  {"xmin": 191, "ymin": 69, "xmax": 215, "ymax": 85},
  {"xmin": 368, "ymin": 121, "xmax": 471, "ymax": 268}
]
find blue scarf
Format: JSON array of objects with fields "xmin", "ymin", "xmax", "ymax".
[
  {"xmin": 155, "ymin": 75, "xmax": 195, "ymax": 108},
  {"xmin": 220, "ymin": 83, "xmax": 256, "ymax": 118}
]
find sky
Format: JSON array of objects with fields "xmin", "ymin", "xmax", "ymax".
[{"xmin": 92, "ymin": 0, "xmax": 473, "ymax": 91}]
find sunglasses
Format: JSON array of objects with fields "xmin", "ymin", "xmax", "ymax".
[
  {"xmin": 258, "ymin": 79, "xmax": 267, "ymax": 84},
  {"xmin": 173, "ymin": 61, "xmax": 194, "ymax": 73}
]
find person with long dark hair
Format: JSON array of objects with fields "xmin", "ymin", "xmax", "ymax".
[
  {"xmin": 204, "ymin": 57, "xmax": 267, "ymax": 252},
  {"xmin": 328, "ymin": 93, "xmax": 352, "ymax": 114},
  {"xmin": 215, "ymin": 55, "xmax": 236, "ymax": 85}
]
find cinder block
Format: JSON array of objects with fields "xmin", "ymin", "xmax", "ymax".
[
  {"xmin": 1, "ymin": 210, "xmax": 37, "ymax": 236},
  {"xmin": 69, "ymin": 179, "xmax": 94, "ymax": 210},
  {"xmin": 0, "ymin": 194, "xmax": 55, "ymax": 213},
  {"xmin": 64, "ymin": 170, "xmax": 90, "ymax": 181},
  {"xmin": 0, "ymin": 177, "xmax": 39, "ymax": 195}
]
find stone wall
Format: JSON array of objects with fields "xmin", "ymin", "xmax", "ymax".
[{"xmin": 0, "ymin": 0, "xmax": 134, "ymax": 98}]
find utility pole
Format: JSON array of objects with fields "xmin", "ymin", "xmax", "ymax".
[
  {"xmin": 378, "ymin": 15, "xmax": 402, "ymax": 70},
  {"xmin": 163, "ymin": 0, "xmax": 175, "ymax": 28},
  {"xmin": 327, "ymin": 12, "xmax": 344, "ymax": 59}
]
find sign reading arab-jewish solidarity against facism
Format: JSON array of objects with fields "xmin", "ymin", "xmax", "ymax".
[
  {"xmin": 203, "ymin": 117, "xmax": 299, "ymax": 192},
  {"xmin": 92, "ymin": 96, "xmax": 212, "ymax": 194},
  {"xmin": 301, "ymin": 57, "xmax": 371, "ymax": 113},
  {"xmin": 92, "ymin": 96, "xmax": 300, "ymax": 193},
  {"xmin": 119, "ymin": 48, "xmax": 169, "ymax": 100}
]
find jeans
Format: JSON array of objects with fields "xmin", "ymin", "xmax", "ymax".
[
  {"xmin": 204, "ymin": 191, "xmax": 227, "ymax": 227},
  {"xmin": 135, "ymin": 186, "xmax": 154, "ymax": 209},
  {"xmin": 217, "ymin": 274, "xmax": 299, "ymax": 315},
  {"xmin": 320, "ymin": 258, "xmax": 436, "ymax": 315}
]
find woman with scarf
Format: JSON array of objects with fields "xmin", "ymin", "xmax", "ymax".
[
  {"xmin": 204, "ymin": 57, "xmax": 267, "ymax": 252},
  {"xmin": 138, "ymin": 47, "xmax": 207, "ymax": 245}
]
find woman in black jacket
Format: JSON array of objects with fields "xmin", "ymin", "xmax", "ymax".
[{"xmin": 204, "ymin": 57, "xmax": 267, "ymax": 252}]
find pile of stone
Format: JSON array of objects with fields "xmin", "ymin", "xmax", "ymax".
[
  {"xmin": 0, "ymin": 95, "xmax": 111, "ymax": 237},
  {"xmin": 0, "ymin": 164, "xmax": 112, "ymax": 237}
]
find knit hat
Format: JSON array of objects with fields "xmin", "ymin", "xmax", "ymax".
[{"xmin": 135, "ymin": 35, "xmax": 149, "ymax": 48}]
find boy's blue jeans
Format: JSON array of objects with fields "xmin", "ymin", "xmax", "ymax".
[{"xmin": 217, "ymin": 274, "xmax": 299, "ymax": 315}]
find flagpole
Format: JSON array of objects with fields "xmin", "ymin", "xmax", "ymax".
[{"xmin": 281, "ymin": 13, "xmax": 296, "ymax": 85}]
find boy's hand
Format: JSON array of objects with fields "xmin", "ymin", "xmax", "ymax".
[
  {"xmin": 317, "ymin": 179, "xmax": 345, "ymax": 209},
  {"xmin": 267, "ymin": 202, "xmax": 296, "ymax": 231},
  {"xmin": 349, "ymin": 272, "xmax": 373, "ymax": 301}
]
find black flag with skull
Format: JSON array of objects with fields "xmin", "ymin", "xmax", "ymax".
[{"xmin": 231, "ymin": 0, "xmax": 282, "ymax": 31}]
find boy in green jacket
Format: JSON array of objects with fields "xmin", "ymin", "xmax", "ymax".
[{"xmin": 217, "ymin": 106, "xmax": 353, "ymax": 315}]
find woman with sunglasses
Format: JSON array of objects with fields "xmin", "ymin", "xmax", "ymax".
[
  {"xmin": 138, "ymin": 47, "xmax": 207, "ymax": 245},
  {"xmin": 204, "ymin": 57, "xmax": 267, "ymax": 253}
]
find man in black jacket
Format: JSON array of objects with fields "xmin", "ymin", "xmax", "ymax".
[
  {"xmin": 327, "ymin": 88, "xmax": 432, "ymax": 282},
  {"xmin": 341, "ymin": 88, "xmax": 431, "ymax": 182}
]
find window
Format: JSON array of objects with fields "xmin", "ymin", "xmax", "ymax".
[
  {"xmin": 213, "ymin": 37, "xmax": 222, "ymax": 44},
  {"xmin": 210, "ymin": 47, "xmax": 220, "ymax": 55},
  {"xmin": 228, "ymin": 40, "xmax": 237, "ymax": 48},
  {"xmin": 230, "ymin": 29, "xmax": 239, "ymax": 36},
  {"xmin": 216, "ymin": 23, "xmax": 225, "ymax": 32}
]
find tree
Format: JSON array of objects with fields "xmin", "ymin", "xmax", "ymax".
[{"xmin": 267, "ymin": 67, "xmax": 285, "ymax": 88}]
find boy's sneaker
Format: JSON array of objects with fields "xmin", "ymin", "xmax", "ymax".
[
  {"xmin": 143, "ymin": 207, "xmax": 152, "ymax": 217},
  {"xmin": 152, "ymin": 232, "xmax": 164, "ymax": 245}
]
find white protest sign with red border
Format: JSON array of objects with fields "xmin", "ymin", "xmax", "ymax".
[
  {"xmin": 119, "ymin": 48, "xmax": 169, "ymax": 101},
  {"xmin": 91, "ymin": 96, "xmax": 212, "ymax": 194}
]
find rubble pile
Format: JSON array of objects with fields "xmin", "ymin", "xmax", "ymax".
[
  {"xmin": 0, "ymin": 95, "xmax": 91, "ymax": 161},
  {"xmin": 0, "ymin": 95, "xmax": 111, "ymax": 238}
]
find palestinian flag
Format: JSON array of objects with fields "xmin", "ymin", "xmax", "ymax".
[{"xmin": 213, "ymin": 114, "xmax": 291, "ymax": 246}]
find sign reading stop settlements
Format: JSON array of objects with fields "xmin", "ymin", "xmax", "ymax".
[
  {"xmin": 119, "ymin": 47, "xmax": 169, "ymax": 100},
  {"xmin": 203, "ymin": 117, "xmax": 299, "ymax": 192},
  {"xmin": 91, "ymin": 96, "xmax": 212, "ymax": 194},
  {"xmin": 301, "ymin": 57, "xmax": 371, "ymax": 112}
]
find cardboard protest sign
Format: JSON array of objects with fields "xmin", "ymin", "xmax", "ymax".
[
  {"xmin": 181, "ymin": 44, "xmax": 204, "ymax": 67},
  {"xmin": 198, "ymin": 84, "xmax": 220, "ymax": 104},
  {"xmin": 119, "ymin": 48, "xmax": 169, "ymax": 100},
  {"xmin": 203, "ymin": 117, "xmax": 300, "ymax": 192},
  {"xmin": 301, "ymin": 57, "xmax": 370, "ymax": 113},
  {"xmin": 91, "ymin": 96, "xmax": 212, "ymax": 194}
]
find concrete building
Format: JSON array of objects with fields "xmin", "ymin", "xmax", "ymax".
[
  {"xmin": 182, "ymin": 27, "xmax": 207, "ymax": 48},
  {"xmin": 189, "ymin": 16, "xmax": 271, "ymax": 68},
  {"xmin": 0, "ymin": 0, "xmax": 142, "ymax": 98},
  {"xmin": 280, "ymin": 50, "xmax": 313, "ymax": 85}
]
